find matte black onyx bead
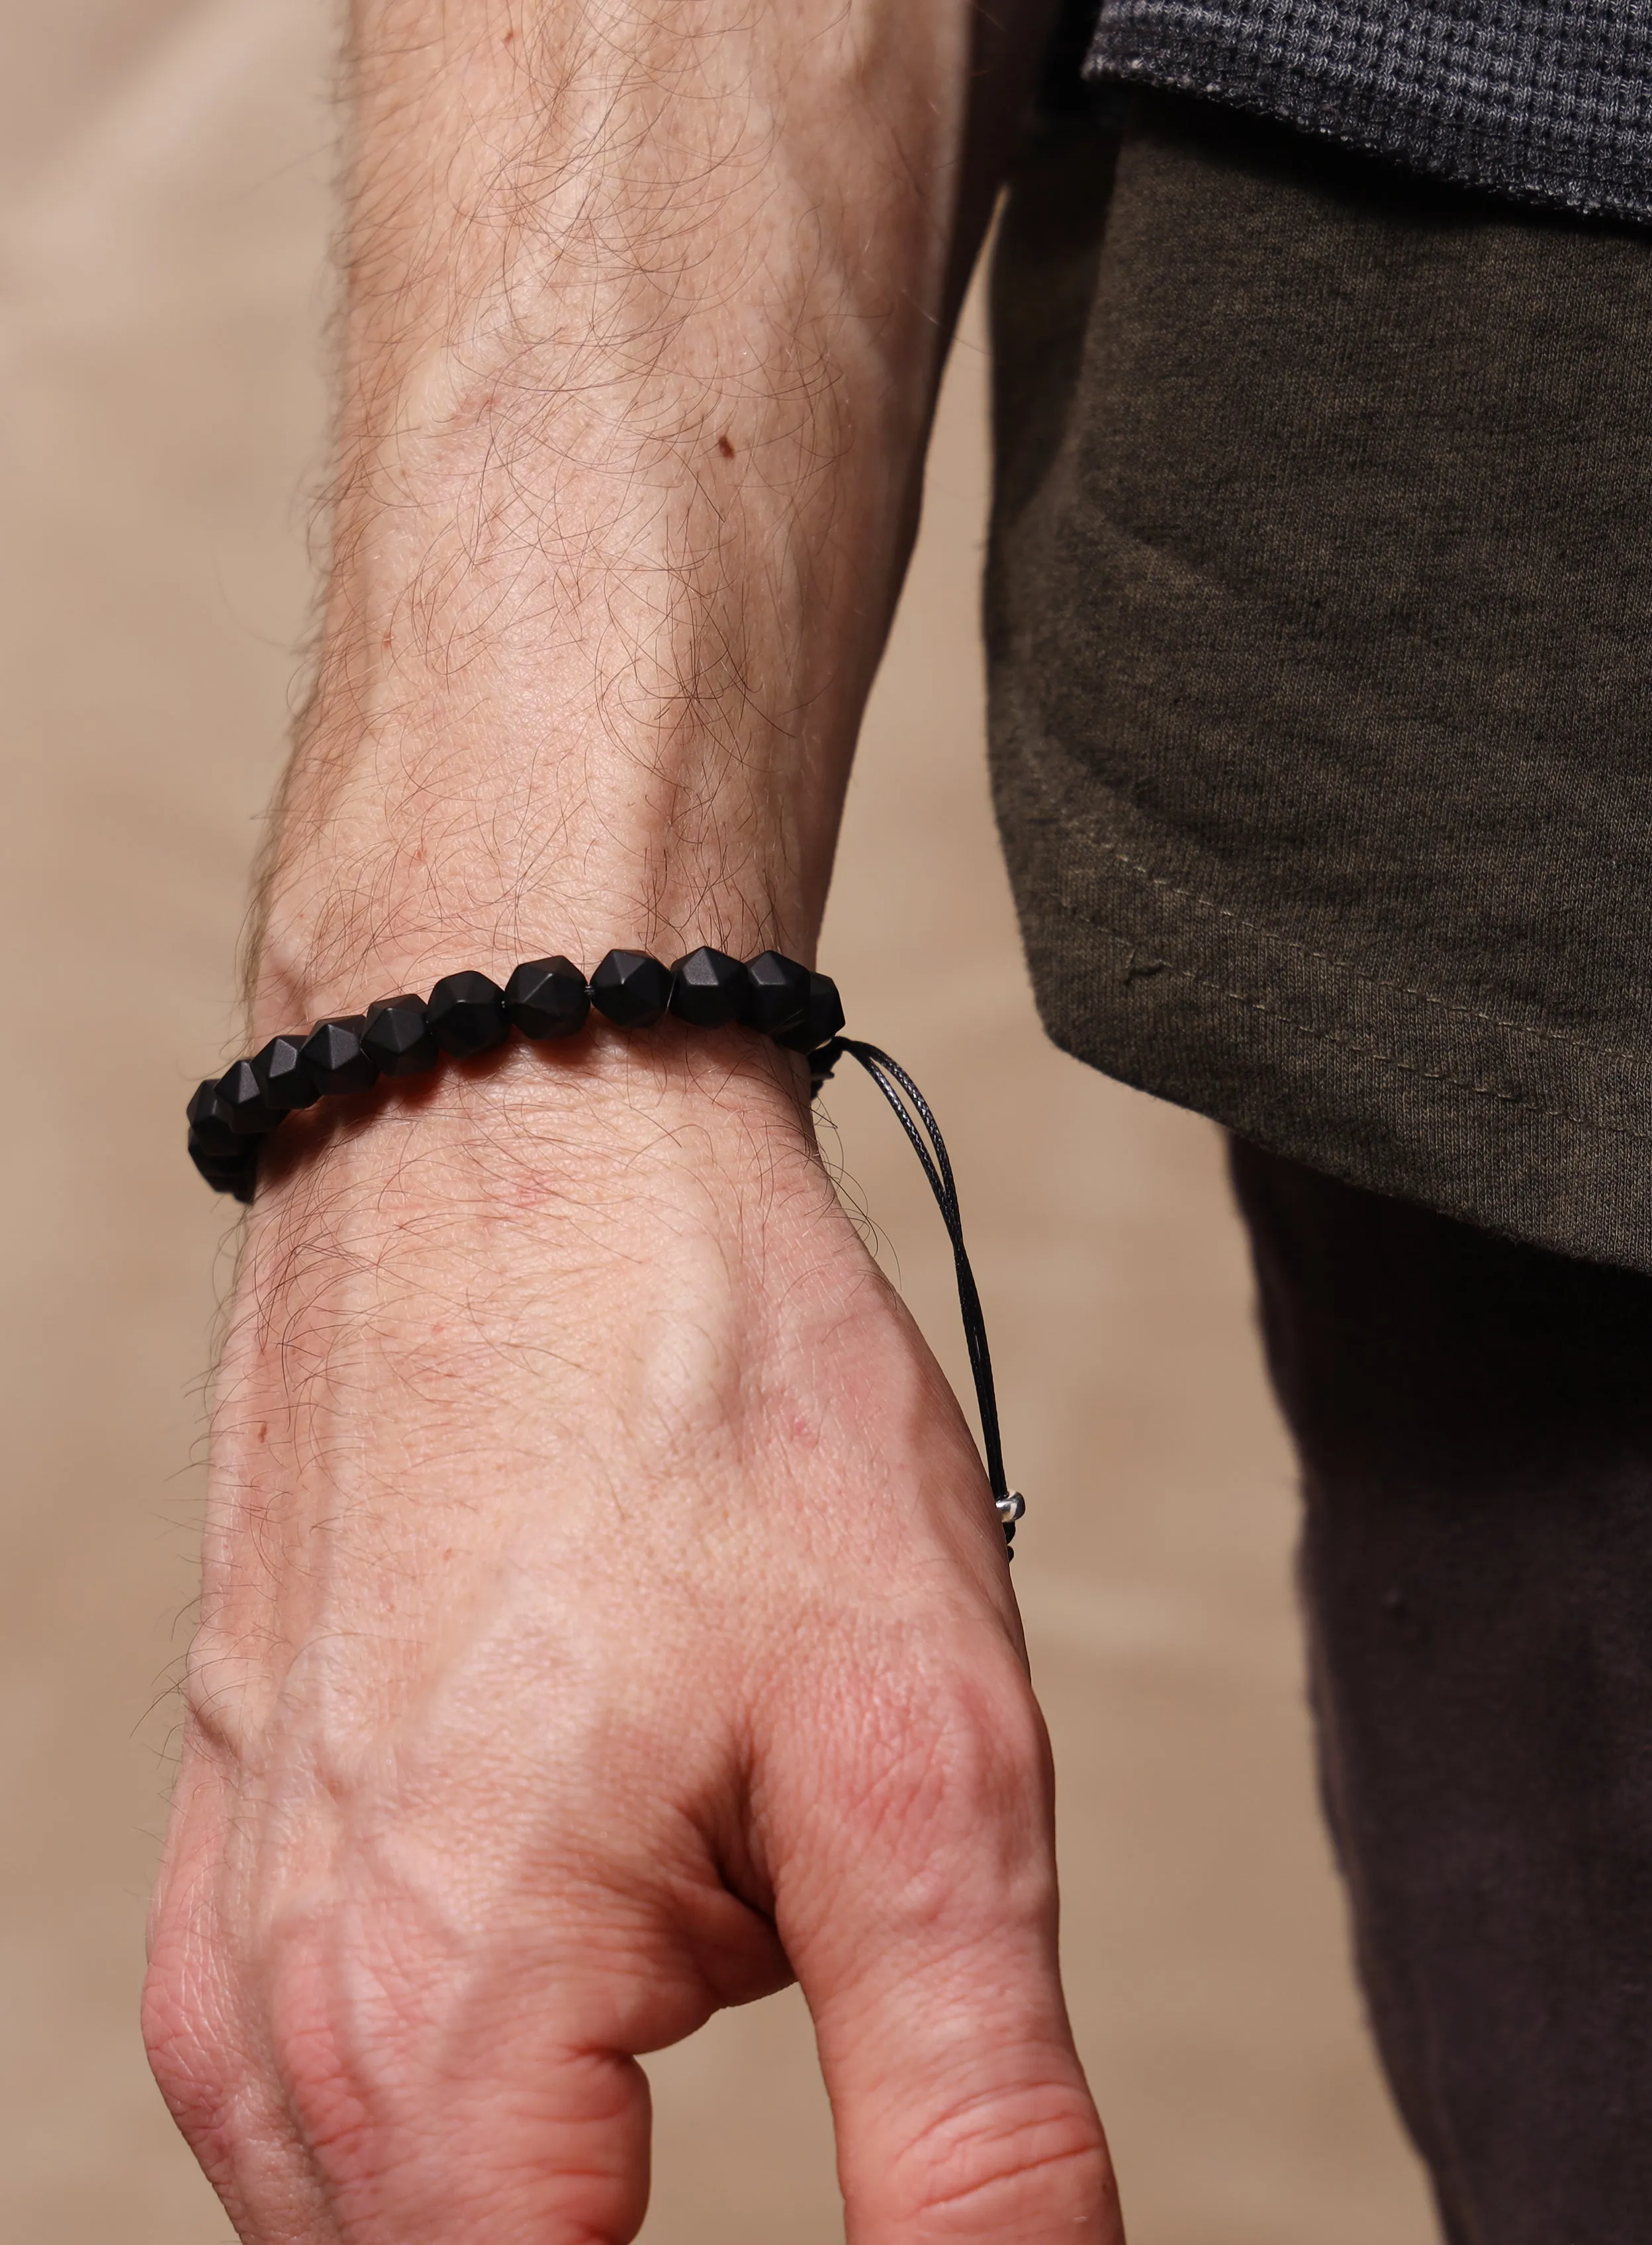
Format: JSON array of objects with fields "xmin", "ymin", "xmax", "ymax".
[
  {"xmin": 426, "ymin": 971, "xmax": 509, "ymax": 1060},
  {"xmin": 774, "ymin": 972, "xmax": 845, "ymax": 1054},
  {"xmin": 589, "ymin": 949, "xmax": 671, "ymax": 1028},
  {"xmin": 252, "ymin": 1033, "xmax": 318, "ymax": 1113},
  {"xmin": 189, "ymin": 1132, "xmax": 257, "ymax": 1201},
  {"xmin": 504, "ymin": 956, "xmax": 589, "ymax": 1040},
  {"xmin": 741, "ymin": 950, "xmax": 810, "ymax": 1036},
  {"xmin": 363, "ymin": 995, "xmax": 439, "ymax": 1077},
  {"xmin": 216, "ymin": 1058, "xmax": 279, "ymax": 1138},
  {"xmin": 187, "ymin": 1078, "xmax": 240, "ymax": 1156},
  {"xmin": 300, "ymin": 1016, "xmax": 379, "ymax": 1096},
  {"xmin": 668, "ymin": 947, "xmax": 749, "ymax": 1028}
]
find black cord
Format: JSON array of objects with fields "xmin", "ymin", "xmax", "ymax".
[{"xmin": 811, "ymin": 1036, "xmax": 1023, "ymax": 1551}]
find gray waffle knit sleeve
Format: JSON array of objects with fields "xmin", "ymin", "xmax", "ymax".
[{"xmin": 1086, "ymin": 0, "xmax": 1652, "ymax": 220}]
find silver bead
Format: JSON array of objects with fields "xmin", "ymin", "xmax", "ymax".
[{"xmin": 995, "ymin": 1490, "xmax": 1026, "ymax": 1524}]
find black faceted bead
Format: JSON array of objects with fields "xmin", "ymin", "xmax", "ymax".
[
  {"xmin": 774, "ymin": 971, "xmax": 845, "ymax": 1054},
  {"xmin": 300, "ymin": 1016, "xmax": 379, "ymax": 1096},
  {"xmin": 668, "ymin": 946, "xmax": 749, "ymax": 1028},
  {"xmin": 504, "ymin": 956, "xmax": 589, "ymax": 1040},
  {"xmin": 187, "ymin": 1078, "xmax": 240, "ymax": 1156},
  {"xmin": 252, "ymin": 1033, "xmax": 318, "ymax": 1113},
  {"xmin": 741, "ymin": 950, "xmax": 810, "ymax": 1036},
  {"xmin": 216, "ymin": 1057, "xmax": 279, "ymax": 1138},
  {"xmin": 426, "ymin": 970, "xmax": 510, "ymax": 1060},
  {"xmin": 189, "ymin": 1132, "xmax": 257, "ymax": 1201},
  {"xmin": 589, "ymin": 949, "xmax": 672, "ymax": 1028},
  {"xmin": 362, "ymin": 995, "xmax": 439, "ymax": 1077}
]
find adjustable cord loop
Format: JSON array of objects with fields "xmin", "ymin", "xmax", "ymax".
[{"xmin": 809, "ymin": 1035, "xmax": 1022, "ymax": 1553}]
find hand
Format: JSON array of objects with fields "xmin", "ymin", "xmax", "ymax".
[{"xmin": 144, "ymin": 1036, "xmax": 1121, "ymax": 2241}]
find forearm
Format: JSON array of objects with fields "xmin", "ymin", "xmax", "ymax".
[
  {"xmin": 202, "ymin": 0, "xmax": 1058, "ymax": 1751},
  {"xmin": 258, "ymin": 0, "xmax": 1052, "ymax": 1027}
]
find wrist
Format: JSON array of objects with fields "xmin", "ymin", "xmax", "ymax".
[
  {"xmin": 252, "ymin": 853, "xmax": 817, "ymax": 1039},
  {"xmin": 202, "ymin": 892, "xmax": 845, "ymax": 1208},
  {"xmin": 251, "ymin": 772, "xmax": 829, "ymax": 1049}
]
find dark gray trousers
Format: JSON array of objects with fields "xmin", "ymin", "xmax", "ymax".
[{"xmin": 1231, "ymin": 1140, "xmax": 1652, "ymax": 2242}]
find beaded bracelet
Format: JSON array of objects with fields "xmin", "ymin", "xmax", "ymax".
[{"xmin": 186, "ymin": 945, "xmax": 1025, "ymax": 1552}]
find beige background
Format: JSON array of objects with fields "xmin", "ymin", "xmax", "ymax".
[{"xmin": 0, "ymin": 3, "xmax": 1436, "ymax": 2238}]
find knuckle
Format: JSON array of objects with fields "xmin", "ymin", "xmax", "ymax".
[
  {"xmin": 142, "ymin": 1947, "xmax": 240, "ymax": 2177},
  {"xmin": 145, "ymin": 1870, "xmax": 381, "ymax": 2185},
  {"xmin": 783, "ymin": 1651, "xmax": 1068, "ymax": 2025},
  {"xmin": 886, "ymin": 2080, "xmax": 1113, "ymax": 2236},
  {"xmin": 837, "ymin": 1655, "xmax": 1055, "ymax": 1896},
  {"xmin": 270, "ymin": 1992, "xmax": 374, "ymax": 2169},
  {"xmin": 259, "ymin": 1906, "xmax": 424, "ymax": 2177}
]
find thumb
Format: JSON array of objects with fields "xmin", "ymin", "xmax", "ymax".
[{"xmin": 774, "ymin": 1653, "xmax": 1123, "ymax": 2243}]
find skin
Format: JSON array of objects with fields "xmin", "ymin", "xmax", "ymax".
[{"xmin": 143, "ymin": 2, "xmax": 1124, "ymax": 2238}]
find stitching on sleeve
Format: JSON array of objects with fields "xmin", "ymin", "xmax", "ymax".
[
  {"xmin": 1079, "ymin": 829, "xmax": 1651, "ymax": 1068},
  {"xmin": 1079, "ymin": 921, "xmax": 1652, "ymax": 1147}
]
